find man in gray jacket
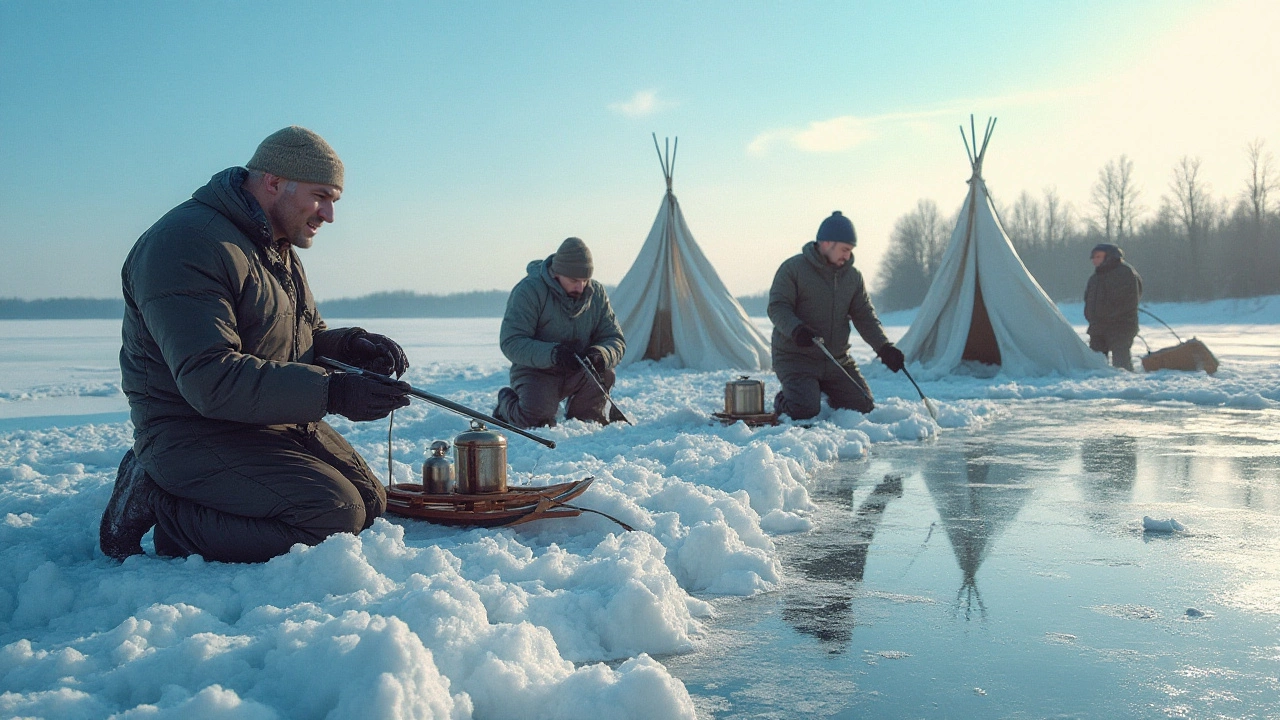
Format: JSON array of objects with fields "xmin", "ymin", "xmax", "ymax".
[
  {"xmin": 768, "ymin": 211, "xmax": 904, "ymax": 420},
  {"xmin": 1084, "ymin": 243, "xmax": 1143, "ymax": 370},
  {"xmin": 493, "ymin": 237, "xmax": 626, "ymax": 428},
  {"xmin": 100, "ymin": 126, "xmax": 412, "ymax": 564}
]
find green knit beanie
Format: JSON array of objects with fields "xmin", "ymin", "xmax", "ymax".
[
  {"xmin": 246, "ymin": 126, "xmax": 344, "ymax": 189},
  {"xmin": 550, "ymin": 237, "xmax": 594, "ymax": 279}
]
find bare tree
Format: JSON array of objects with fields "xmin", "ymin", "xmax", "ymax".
[
  {"xmin": 875, "ymin": 199, "xmax": 950, "ymax": 310},
  {"xmin": 1090, "ymin": 155, "xmax": 1143, "ymax": 241},
  {"xmin": 1243, "ymin": 138, "xmax": 1276, "ymax": 229},
  {"xmin": 1042, "ymin": 186, "xmax": 1075, "ymax": 247},
  {"xmin": 1007, "ymin": 191, "xmax": 1044, "ymax": 249},
  {"xmin": 1165, "ymin": 156, "xmax": 1218, "ymax": 291}
]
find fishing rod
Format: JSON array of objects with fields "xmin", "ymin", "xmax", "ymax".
[
  {"xmin": 812, "ymin": 337, "xmax": 873, "ymax": 404},
  {"xmin": 1139, "ymin": 307, "xmax": 1183, "ymax": 344},
  {"xmin": 317, "ymin": 357, "xmax": 556, "ymax": 449},
  {"xmin": 900, "ymin": 366, "xmax": 940, "ymax": 421},
  {"xmin": 813, "ymin": 338, "xmax": 939, "ymax": 421},
  {"xmin": 576, "ymin": 355, "xmax": 633, "ymax": 425}
]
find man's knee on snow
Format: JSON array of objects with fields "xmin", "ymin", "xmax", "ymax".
[{"xmin": 777, "ymin": 392, "xmax": 821, "ymax": 421}]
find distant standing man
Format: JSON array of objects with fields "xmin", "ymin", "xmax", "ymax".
[
  {"xmin": 494, "ymin": 237, "xmax": 626, "ymax": 427},
  {"xmin": 1084, "ymin": 243, "xmax": 1143, "ymax": 370},
  {"xmin": 769, "ymin": 211, "xmax": 905, "ymax": 420},
  {"xmin": 101, "ymin": 126, "xmax": 413, "ymax": 563}
]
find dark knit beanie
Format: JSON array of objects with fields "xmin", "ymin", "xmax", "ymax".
[
  {"xmin": 1091, "ymin": 243, "xmax": 1122, "ymax": 259},
  {"xmin": 246, "ymin": 126, "xmax": 344, "ymax": 190},
  {"xmin": 817, "ymin": 211, "xmax": 856, "ymax": 246},
  {"xmin": 550, "ymin": 237, "xmax": 594, "ymax": 279}
]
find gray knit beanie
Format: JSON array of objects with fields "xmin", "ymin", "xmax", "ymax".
[
  {"xmin": 550, "ymin": 237, "xmax": 594, "ymax": 279},
  {"xmin": 246, "ymin": 126, "xmax": 344, "ymax": 189}
]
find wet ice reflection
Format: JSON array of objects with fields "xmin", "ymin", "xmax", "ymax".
[{"xmin": 667, "ymin": 399, "xmax": 1280, "ymax": 718}]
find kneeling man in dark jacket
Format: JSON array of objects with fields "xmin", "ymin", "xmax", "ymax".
[
  {"xmin": 768, "ymin": 211, "xmax": 904, "ymax": 420},
  {"xmin": 101, "ymin": 127, "xmax": 412, "ymax": 563},
  {"xmin": 493, "ymin": 237, "xmax": 626, "ymax": 428}
]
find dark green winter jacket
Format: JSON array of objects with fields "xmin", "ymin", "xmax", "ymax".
[
  {"xmin": 1084, "ymin": 256, "xmax": 1142, "ymax": 335},
  {"xmin": 120, "ymin": 167, "xmax": 358, "ymax": 451},
  {"xmin": 768, "ymin": 242, "xmax": 890, "ymax": 363},
  {"xmin": 499, "ymin": 256, "xmax": 625, "ymax": 372}
]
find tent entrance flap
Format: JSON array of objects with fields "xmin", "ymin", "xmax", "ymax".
[
  {"xmin": 644, "ymin": 307, "xmax": 675, "ymax": 360},
  {"xmin": 962, "ymin": 278, "xmax": 1001, "ymax": 365}
]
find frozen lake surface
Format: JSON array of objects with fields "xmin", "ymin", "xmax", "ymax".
[
  {"xmin": 1, "ymin": 298, "xmax": 1277, "ymax": 718},
  {"xmin": 665, "ymin": 397, "xmax": 1280, "ymax": 718}
]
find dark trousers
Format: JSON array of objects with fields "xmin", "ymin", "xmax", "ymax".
[
  {"xmin": 139, "ymin": 421, "xmax": 386, "ymax": 563},
  {"xmin": 774, "ymin": 354, "xmax": 874, "ymax": 420},
  {"xmin": 495, "ymin": 366, "xmax": 616, "ymax": 428},
  {"xmin": 1089, "ymin": 328, "xmax": 1136, "ymax": 370}
]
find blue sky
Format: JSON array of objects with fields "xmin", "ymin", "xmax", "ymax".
[{"xmin": 2, "ymin": 1, "xmax": 1275, "ymax": 300}]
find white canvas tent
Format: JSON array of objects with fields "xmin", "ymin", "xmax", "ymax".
[
  {"xmin": 611, "ymin": 137, "xmax": 771, "ymax": 370},
  {"xmin": 897, "ymin": 118, "xmax": 1107, "ymax": 376}
]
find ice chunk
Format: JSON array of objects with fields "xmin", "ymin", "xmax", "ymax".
[{"xmin": 1142, "ymin": 516, "xmax": 1186, "ymax": 533}]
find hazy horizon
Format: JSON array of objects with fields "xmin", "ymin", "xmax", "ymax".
[{"xmin": 2, "ymin": 1, "xmax": 1276, "ymax": 301}]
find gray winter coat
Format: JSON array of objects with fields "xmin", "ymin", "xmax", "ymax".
[
  {"xmin": 499, "ymin": 256, "xmax": 625, "ymax": 372},
  {"xmin": 768, "ymin": 242, "xmax": 890, "ymax": 363}
]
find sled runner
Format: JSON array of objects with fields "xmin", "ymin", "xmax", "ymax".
[
  {"xmin": 385, "ymin": 477, "xmax": 596, "ymax": 527},
  {"xmin": 711, "ymin": 411, "xmax": 779, "ymax": 427}
]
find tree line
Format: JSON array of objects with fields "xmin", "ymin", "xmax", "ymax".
[{"xmin": 874, "ymin": 139, "xmax": 1279, "ymax": 311}]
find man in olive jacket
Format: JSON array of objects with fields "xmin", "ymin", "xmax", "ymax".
[
  {"xmin": 768, "ymin": 211, "xmax": 904, "ymax": 420},
  {"xmin": 1084, "ymin": 243, "xmax": 1143, "ymax": 370},
  {"xmin": 100, "ymin": 126, "xmax": 412, "ymax": 564},
  {"xmin": 494, "ymin": 237, "xmax": 626, "ymax": 428}
]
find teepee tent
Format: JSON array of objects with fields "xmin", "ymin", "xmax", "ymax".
[
  {"xmin": 611, "ymin": 136, "xmax": 771, "ymax": 370},
  {"xmin": 897, "ymin": 117, "xmax": 1107, "ymax": 376}
]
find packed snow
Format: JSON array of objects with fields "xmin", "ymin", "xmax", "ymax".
[{"xmin": 1, "ymin": 296, "xmax": 1278, "ymax": 718}]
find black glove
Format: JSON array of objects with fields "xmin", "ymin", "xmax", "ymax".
[
  {"xmin": 327, "ymin": 373, "xmax": 411, "ymax": 422},
  {"xmin": 877, "ymin": 343, "xmax": 906, "ymax": 373},
  {"xmin": 792, "ymin": 325, "xmax": 819, "ymax": 348},
  {"xmin": 345, "ymin": 329, "xmax": 410, "ymax": 378},
  {"xmin": 584, "ymin": 347, "xmax": 608, "ymax": 373},
  {"xmin": 551, "ymin": 343, "xmax": 581, "ymax": 371}
]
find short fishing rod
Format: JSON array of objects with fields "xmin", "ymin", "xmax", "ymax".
[
  {"xmin": 317, "ymin": 356, "xmax": 556, "ymax": 449},
  {"xmin": 813, "ymin": 338, "xmax": 939, "ymax": 421},
  {"xmin": 575, "ymin": 355, "xmax": 633, "ymax": 425}
]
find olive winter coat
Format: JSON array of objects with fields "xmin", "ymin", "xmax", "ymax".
[
  {"xmin": 768, "ymin": 242, "xmax": 890, "ymax": 363},
  {"xmin": 499, "ymin": 256, "xmax": 625, "ymax": 373}
]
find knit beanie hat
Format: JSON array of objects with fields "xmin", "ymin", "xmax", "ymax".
[
  {"xmin": 1090, "ymin": 243, "xmax": 1123, "ymax": 259},
  {"xmin": 246, "ymin": 126, "xmax": 344, "ymax": 190},
  {"xmin": 550, "ymin": 237, "xmax": 594, "ymax": 279},
  {"xmin": 816, "ymin": 211, "xmax": 856, "ymax": 246}
]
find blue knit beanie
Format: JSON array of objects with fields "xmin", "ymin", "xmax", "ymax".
[{"xmin": 816, "ymin": 211, "xmax": 856, "ymax": 246}]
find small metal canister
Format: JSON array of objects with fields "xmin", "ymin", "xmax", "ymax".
[
  {"xmin": 454, "ymin": 420, "xmax": 508, "ymax": 494},
  {"xmin": 725, "ymin": 375, "xmax": 765, "ymax": 415},
  {"xmin": 422, "ymin": 441, "xmax": 456, "ymax": 494}
]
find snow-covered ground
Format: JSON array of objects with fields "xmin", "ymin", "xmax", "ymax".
[{"xmin": 1, "ymin": 297, "xmax": 1278, "ymax": 719}]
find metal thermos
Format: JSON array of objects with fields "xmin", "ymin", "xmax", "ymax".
[
  {"xmin": 724, "ymin": 376, "xmax": 765, "ymax": 415},
  {"xmin": 454, "ymin": 420, "xmax": 508, "ymax": 494},
  {"xmin": 421, "ymin": 441, "xmax": 456, "ymax": 494}
]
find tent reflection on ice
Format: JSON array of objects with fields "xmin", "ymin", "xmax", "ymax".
[
  {"xmin": 611, "ymin": 136, "xmax": 771, "ymax": 370},
  {"xmin": 897, "ymin": 117, "xmax": 1107, "ymax": 376}
]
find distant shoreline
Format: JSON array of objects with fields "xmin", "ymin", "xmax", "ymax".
[{"xmin": 0, "ymin": 291, "xmax": 773, "ymax": 320}]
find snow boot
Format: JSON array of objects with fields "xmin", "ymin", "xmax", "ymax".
[{"xmin": 99, "ymin": 449, "xmax": 160, "ymax": 561}]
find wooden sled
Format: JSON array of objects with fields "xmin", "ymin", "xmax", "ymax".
[
  {"xmin": 1141, "ymin": 338, "xmax": 1219, "ymax": 374},
  {"xmin": 712, "ymin": 411, "xmax": 779, "ymax": 427},
  {"xmin": 386, "ymin": 477, "xmax": 594, "ymax": 527}
]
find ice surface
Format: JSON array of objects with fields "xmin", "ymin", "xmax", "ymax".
[{"xmin": 1, "ymin": 296, "xmax": 1278, "ymax": 718}]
